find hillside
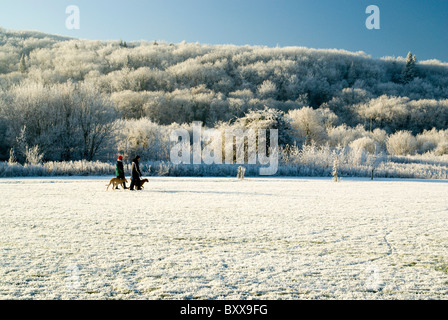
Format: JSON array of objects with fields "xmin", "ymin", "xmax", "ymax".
[{"xmin": 0, "ymin": 28, "xmax": 447, "ymax": 164}]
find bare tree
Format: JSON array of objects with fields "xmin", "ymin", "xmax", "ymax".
[{"xmin": 76, "ymin": 84, "xmax": 117, "ymax": 160}]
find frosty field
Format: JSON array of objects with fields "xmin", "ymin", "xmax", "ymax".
[{"xmin": 0, "ymin": 176, "xmax": 447, "ymax": 300}]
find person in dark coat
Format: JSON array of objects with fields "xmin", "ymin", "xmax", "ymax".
[
  {"xmin": 129, "ymin": 155, "xmax": 142, "ymax": 191},
  {"xmin": 115, "ymin": 155, "xmax": 127, "ymax": 189}
]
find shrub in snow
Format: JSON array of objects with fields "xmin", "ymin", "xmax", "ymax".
[
  {"xmin": 332, "ymin": 156, "xmax": 339, "ymax": 182},
  {"xmin": 25, "ymin": 145, "xmax": 44, "ymax": 165},
  {"xmin": 387, "ymin": 131, "xmax": 417, "ymax": 156},
  {"xmin": 435, "ymin": 143, "xmax": 448, "ymax": 156},
  {"xmin": 8, "ymin": 148, "xmax": 17, "ymax": 165},
  {"xmin": 114, "ymin": 118, "xmax": 173, "ymax": 161},
  {"xmin": 350, "ymin": 137, "xmax": 378, "ymax": 155},
  {"xmin": 237, "ymin": 166, "xmax": 246, "ymax": 179},
  {"xmin": 235, "ymin": 107, "xmax": 293, "ymax": 147},
  {"xmin": 287, "ymin": 107, "xmax": 328, "ymax": 146},
  {"xmin": 416, "ymin": 128, "xmax": 448, "ymax": 154}
]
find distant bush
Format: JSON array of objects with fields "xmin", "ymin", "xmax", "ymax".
[
  {"xmin": 387, "ymin": 131, "xmax": 418, "ymax": 156},
  {"xmin": 349, "ymin": 137, "xmax": 378, "ymax": 155},
  {"xmin": 435, "ymin": 143, "xmax": 448, "ymax": 156}
]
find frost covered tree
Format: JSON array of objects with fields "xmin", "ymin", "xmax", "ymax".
[
  {"xmin": 1, "ymin": 82, "xmax": 117, "ymax": 161},
  {"xmin": 111, "ymin": 90, "xmax": 148, "ymax": 119},
  {"xmin": 257, "ymin": 80, "xmax": 277, "ymax": 100},
  {"xmin": 287, "ymin": 107, "xmax": 328, "ymax": 146},
  {"xmin": 234, "ymin": 107, "xmax": 292, "ymax": 147},
  {"xmin": 8, "ymin": 148, "xmax": 17, "ymax": 164},
  {"xmin": 402, "ymin": 52, "xmax": 417, "ymax": 84},
  {"xmin": 25, "ymin": 145, "xmax": 44, "ymax": 165},
  {"xmin": 387, "ymin": 130, "xmax": 418, "ymax": 156},
  {"xmin": 0, "ymin": 115, "xmax": 9, "ymax": 160},
  {"xmin": 332, "ymin": 154, "xmax": 339, "ymax": 182},
  {"xmin": 19, "ymin": 54, "xmax": 27, "ymax": 73},
  {"xmin": 349, "ymin": 137, "xmax": 378, "ymax": 155},
  {"xmin": 114, "ymin": 118, "xmax": 173, "ymax": 161},
  {"xmin": 14, "ymin": 125, "xmax": 28, "ymax": 163},
  {"xmin": 76, "ymin": 83, "xmax": 118, "ymax": 160}
]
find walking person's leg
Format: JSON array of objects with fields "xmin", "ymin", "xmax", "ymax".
[{"xmin": 120, "ymin": 174, "xmax": 128, "ymax": 189}]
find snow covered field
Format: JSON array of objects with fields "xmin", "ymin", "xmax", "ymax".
[{"xmin": 0, "ymin": 176, "xmax": 447, "ymax": 300}]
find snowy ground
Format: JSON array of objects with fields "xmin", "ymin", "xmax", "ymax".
[{"xmin": 0, "ymin": 176, "xmax": 447, "ymax": 300}]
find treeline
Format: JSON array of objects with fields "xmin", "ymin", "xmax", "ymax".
[{"xmin": 0, "ymin": 28, "xmax": 448, "ymax": 163}]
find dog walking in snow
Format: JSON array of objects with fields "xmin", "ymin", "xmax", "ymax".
[
  {"xmin": 105, "ymin": 155, "xmax": 148, "ymax": 191},
  {"xmin": 139, "ymin": 178, "xmax": 149, "ymax": 189},
  {"xmin": 106, "ymin": 177, "xmax": 128, "ymax": 190}
]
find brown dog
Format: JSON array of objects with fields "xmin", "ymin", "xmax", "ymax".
[
  {"xmin": 139, "ymin": 179, "xmax": 149, "ymax": 189},
  {"xmin": 106, "ymin": 178, "xmax": 128, "ymax": 190}
]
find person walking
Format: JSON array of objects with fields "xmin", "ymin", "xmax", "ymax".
[
  {"xmin": 115, "ymin": 155, "xmax": 128, "ymax": 189},
  {"xmin": 129, "ymin": 155, "xmax": 142, "ymax": 191}
]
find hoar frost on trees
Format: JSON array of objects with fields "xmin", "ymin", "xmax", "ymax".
[{"xmin": 0, "ymin": 29, "xmax": 448, "ymax": 162}]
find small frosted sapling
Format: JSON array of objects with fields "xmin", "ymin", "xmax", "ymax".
[
  {"xmin": 332, "ymin": 157, "xmax": 339, "ymax": 182},
  {"xmin": 237, "ymin": 166, "xmax": 246, "ymax": 180}
]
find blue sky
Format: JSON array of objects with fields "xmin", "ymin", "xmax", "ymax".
[{"xmin": 1, "ymin": 0, "xmax": 447, "ymax": 61}]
